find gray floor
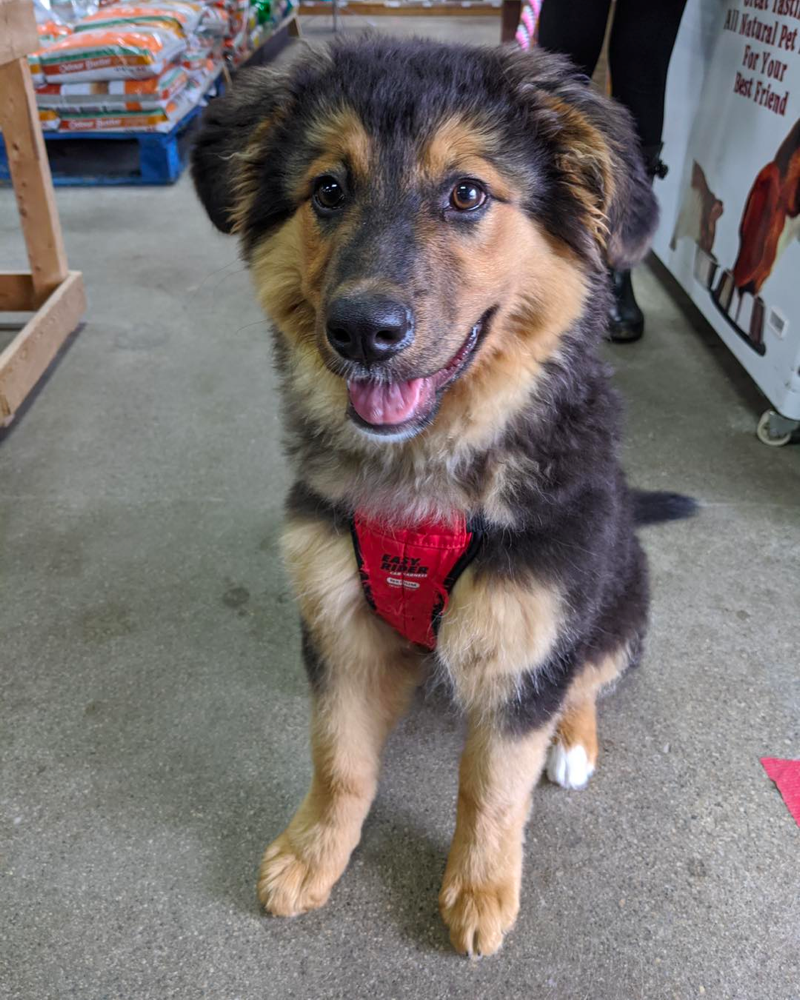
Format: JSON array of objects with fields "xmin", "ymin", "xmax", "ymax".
[{"xmin": 2, "ymin": 17, "xmax": 800, "ymax": 1001}]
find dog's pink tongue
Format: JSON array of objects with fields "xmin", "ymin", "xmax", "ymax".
[{"xmin": 348, "ymin": 377, "xmax": 428, "ymax": 426}]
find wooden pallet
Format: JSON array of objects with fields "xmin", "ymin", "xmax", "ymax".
[
  {"xmin": 299, "ymin": 0, "xmax": 501, "ymax": 13},
  {"xmin": 0, "ymin": 0, "xmax": 85, "ymax": 426},
  {"xmin": 299, "ymin": 0, "xmax": 520, "ymax": 41}
]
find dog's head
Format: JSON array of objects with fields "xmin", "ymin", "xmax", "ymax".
[{"xmin": 193, "ymin": 38, "xmax": 656, "ymax": 446}]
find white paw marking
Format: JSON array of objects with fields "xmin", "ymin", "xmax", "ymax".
[{"xmin": 546, "ymin": 743, "xmax": 595, "ymax": 790}]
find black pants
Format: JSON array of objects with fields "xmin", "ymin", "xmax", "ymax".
[{"xmin": 536, "ymin": 0, "xmax": 687, "ymax": 150}]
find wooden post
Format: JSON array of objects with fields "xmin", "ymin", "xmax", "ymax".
[
  {"xmin": 0, "ymin": 58, "xmax": 69, "ymax": 301},
  {"xmin": 0, "ymin": 0, "xmax": 85, "ymax": 425},
  {"xmin": 0, "ymin": 0, "xmax": 38, "ymax": 63},
  {"xmin": 500, "ymin": 0, "xmax": 521, "ymax": 42}
]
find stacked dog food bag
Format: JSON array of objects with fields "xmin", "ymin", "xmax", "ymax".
[{"xmin": 29, "ymin": 0, "xmax": 229, "ymax": 134}]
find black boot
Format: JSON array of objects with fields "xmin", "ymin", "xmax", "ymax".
[
  {"xmin": 607, "ymin": 143, "xmax": 668, "ymax": 344},
  {"xmin": 608, "ymin": 268, "xmax": 644, "ymax": 343}
]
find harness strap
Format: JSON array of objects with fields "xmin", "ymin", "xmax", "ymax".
[{"xmin": 351, "ymin": 510, "xmax": 481, "ymax": 650}]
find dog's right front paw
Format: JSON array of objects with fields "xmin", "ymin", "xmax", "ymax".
[{"xmin": 257, "ymin": 833, "xmax": 339, "ymax": 917}]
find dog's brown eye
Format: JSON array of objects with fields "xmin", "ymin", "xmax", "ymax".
[
  {"xmin": 313, "ymin": 176, "xmax": 345, "ymax": 211},
  {"xmin": 450, "ymin": 181, "xmax": 487, "ymax": 212}
]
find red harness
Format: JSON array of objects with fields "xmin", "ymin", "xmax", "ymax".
[{"xmin": 351, "ymin": 511, "xmax": 481, "ymax": 650}]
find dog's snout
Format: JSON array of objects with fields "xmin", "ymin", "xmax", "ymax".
[{"xmin": 326, "ymin": 295, "xmax": 413, "ymax": 364}]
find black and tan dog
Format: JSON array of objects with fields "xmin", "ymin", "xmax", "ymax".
[{"xmin": 192, "ymin": 36, "xmax": 692, "ymax": 957}]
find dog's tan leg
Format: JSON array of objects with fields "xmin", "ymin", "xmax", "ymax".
[
  {"xmin": 258, "ymin": 640, "xmax": 417, "ymax": 916},
  {"xmin": 547, "ymin": 645, "xmax": 631, "ymax": 790},
  {"xmin": 436, "ymin": 567, "xmax": 567, "ymax": 957},
  {"xmin": 439, "ymin": 716, "xmax": 555, "ymax": 957},
  {"xmin": 258, "ymin": 516, "xmax": 421, "ymax": 917}
]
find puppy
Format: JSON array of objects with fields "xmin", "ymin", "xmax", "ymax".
[{"xmin": 193, "ymin": 36, "xmax": 691, "ymax": 957}]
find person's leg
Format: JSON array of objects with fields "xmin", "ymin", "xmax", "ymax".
[
  {"xmin": 606, "ymin": 0, "xmax": 688, "ymax": 342},
  {"xmin": 535, "ymin": 0, "xmax": 613, "ymax": 80},
  {"xmin": 609, "ymin": 0, "xmax": 688, "ymax": 153}
]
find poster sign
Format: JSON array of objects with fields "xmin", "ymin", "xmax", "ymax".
[{"xmin": 652, "ymin": 0, "xmax": 800, "ymax": 421}]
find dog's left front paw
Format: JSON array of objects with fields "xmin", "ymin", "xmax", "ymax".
[{"xmin": 439, "ymin": 878, "xmax": 519, "ymax": 957}]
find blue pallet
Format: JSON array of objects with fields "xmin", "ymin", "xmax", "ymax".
[{"xmin": 0, "ymin": 100, "xmax": 207, "ymax": 187}]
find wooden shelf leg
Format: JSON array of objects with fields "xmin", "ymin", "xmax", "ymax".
[
  {"xmin": 501, "ymin": 0, "xmax": 522, "ymax": 43},
  {"xmin": 0, "ymin": 57, "xmax": 68, "ymax": 302}
]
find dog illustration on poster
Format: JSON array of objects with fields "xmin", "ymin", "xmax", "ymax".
[{"xmin": 672, "ymin": 119, "xmax": 800, "ymax": 356}]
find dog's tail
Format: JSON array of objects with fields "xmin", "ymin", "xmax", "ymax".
[{"xmin": 632, "ymin": 490, "xmax": 698, "ymax": 526}]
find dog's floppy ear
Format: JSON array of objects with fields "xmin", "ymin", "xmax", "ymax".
[
  {"xmin": 548, "ymin": 92, "xmax": 657, "ymax": 269},
  {"xmin": 191, "ymin": 67, "xmax": 290, "ymax": 234},
  {"xmin": 514, "ymin": 51, "xmax": 658, "ymax": 269},
  {"xmin": 601, "ymin": 111, "xmax": 660, "ymax": 270}
]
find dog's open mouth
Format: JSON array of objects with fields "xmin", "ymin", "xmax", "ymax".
[{"xmin": 347, "ymin": 308, "xmax": 495, "ymax": 435}]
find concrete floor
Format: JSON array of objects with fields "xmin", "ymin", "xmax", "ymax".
[{"xmin": 2, "ymin": 17, "xmax": 800, "ymax": 1001}]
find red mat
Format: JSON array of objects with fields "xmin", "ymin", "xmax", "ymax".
[{"xmin": 761, "ymin": 757, "xmax": 800, "ymax": 828}]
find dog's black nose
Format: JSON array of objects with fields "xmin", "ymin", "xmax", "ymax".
[{"xmin": 326, "ymin": 295, "xmax": 413, "ymax": 364}]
